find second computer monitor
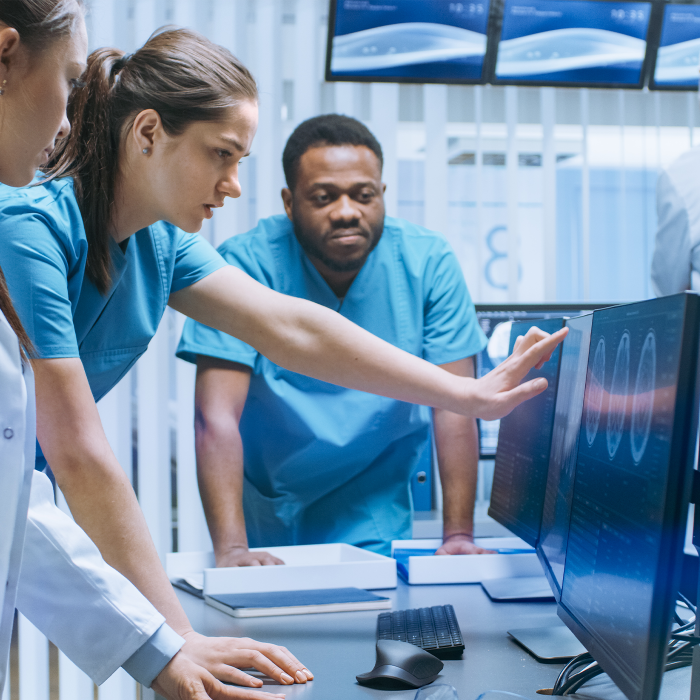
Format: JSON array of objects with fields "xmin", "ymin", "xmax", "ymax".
[
  {"xmin": 558, "ymin": 293, "xmax": 700, "ymax": 700},
  {"xmin": 488, "ymin": 316, "xmax": 565, "ymax": 547}
]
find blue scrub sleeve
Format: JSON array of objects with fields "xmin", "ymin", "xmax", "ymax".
[
  {"xmin": 122, "ymin": 622, "xmax": 184, "ymax": 688},
  {"xmin": 0, "ymin": 210, "xmax": 80, "ymax": 358},
  {"xmin": 421, "ymin": 242, "xmax": 487, "ymax": 366},
  {"xmin": 170, "ymin": 228, "xmax": 228, "ymax": 294},
  {"xmin": 175, "ymin": 236, "xmax": 260, "ymax": 367}
]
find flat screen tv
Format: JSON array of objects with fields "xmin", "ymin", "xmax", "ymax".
[
  {"xmin": 649, "ymin": 3, "xmax": 700, "ymax": 90},
  {"xmin": 493, "ymin": 0, "xmax": 653, "ymax": 87},
  {"xmin": 326, "ymin": 0, "xmax": 493, "ymax": 84}
]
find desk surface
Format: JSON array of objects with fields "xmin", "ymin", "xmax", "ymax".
[{"xmin": 176, "ymin": 582, "xmax": 690, "ymax": 700}]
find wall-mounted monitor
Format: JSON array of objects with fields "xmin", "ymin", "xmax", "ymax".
[
  {"xmin": 325, "ymin": 0, "xmax": 493, "ymax": 84},
  {"xmin": 649, "ymin": 3, "xmax": 700, "ymax": 90},
  {"xmin": 493, "ymin": 0, "xmax": 654, "ymax": 88}
]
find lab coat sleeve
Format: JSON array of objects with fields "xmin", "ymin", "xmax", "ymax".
[
  {"xmin": 15, "ymin": 471, "xmax": 184, "ymax": 685},
  {"xmin": 651, "ymin": 169, "xmax": 692, "ymax": 297}
]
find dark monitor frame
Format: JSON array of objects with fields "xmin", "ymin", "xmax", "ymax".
[
  {"xmin": 556, "ymin": 293, "xmax": 700, "ymax": 700},
  {"xmin": 536, "ymin": 313, "xmax": 594, "ymax": 603},
  {"xmin": 488, "ymin": 0, "xmax": 661, "ymax": 90},
  {"xmin": 475, "ymin": 303, "xmax": 615, "ymax": 460},
  {"xmin": 647, "ymin": 0, "xmax": 700, "ymax": 92},
  {"xmin": 325, "ymin": 0, "xmax": 501, "ymax": 85}
]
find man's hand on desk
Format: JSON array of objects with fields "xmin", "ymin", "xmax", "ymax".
[
  {"xmin": 180, "ymin": 631, "xmax": 313, "ymax": 688},
  {"xmin": 435, "ymin": 533, "xmax": 494, "ymax": 556},
  {"xmin": 215, "ymin": 546, "xmax": 285, "ymax": 567}
]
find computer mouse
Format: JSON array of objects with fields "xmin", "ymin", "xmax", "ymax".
[{"xmin": 356, "ymin": 639, "xmax": 444, "ymax": 689}]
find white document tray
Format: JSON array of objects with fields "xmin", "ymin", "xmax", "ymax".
[
  {"xmin": 391, "ymin": 537, "xmax": 542, "ymax": 585},
  {"xmin": 167, "ymin": 543, "xmax": 397, "ymax": 595}
]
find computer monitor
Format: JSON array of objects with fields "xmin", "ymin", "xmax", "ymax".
[
  {"xmin": 475, "ymin": 303, "xmax": 610, "ymax": 459},
  {"xmin": 493, "ymin": 0, "xmax": 654, "ymax": 88},
  {"xmin": 537, "ymin": 313, "xmax": 594, "ymax": 603},
  {"xmin": 649, "ymin": 3, "xmax": 700, "ymax": 90},
  {"xmin": 487, "ymin": 316, "xmax": 566, "ymax": 548},
  {"xmin": 325, "ymin": 0, "xmax": 493, "ymax": 84},
  {"xmin": 557, "ymin": 292, "xmax": 700, "ymax": 700}
]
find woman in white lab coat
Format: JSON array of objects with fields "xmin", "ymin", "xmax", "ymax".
[{"xmin": 0, "ymin": 2, "xmax": 300, "ymax": 699}]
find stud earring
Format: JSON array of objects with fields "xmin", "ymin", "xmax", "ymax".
[
  {"xmin": 142, "ymin": 148, "xmax": 149, "ymax": 155},
  {"xmin": 0, "ymin": 80, "xmax": 7, "ymax": 96}
]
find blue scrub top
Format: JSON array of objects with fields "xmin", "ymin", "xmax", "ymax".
[
  {"xmin": 177, "ymin": 215, "xmax": 487, "ymax": 555},
  {"xmin": 0, "ymin": 177, "xmax": 226, "ymax": 470}
]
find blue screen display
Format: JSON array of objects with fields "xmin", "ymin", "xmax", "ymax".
[
  {"xmin": 654, "ymin": 4, "xmax": 700, "ymax": 88},
  {"xmin": 538, "ymin": 314, "xmax": 592, "ymax": 601},
  {"xmin": 560, "ymin": 296, "xmax": 685, "ymax": 691},
  {"xmin": 495, "ymin": 0, "xmax": 652, "ymax": 85},
  {"xmin": 488, "ymin": 317, "xmax": 565, "ymax": 547},
  {"xmin": 329, "ymin": 0, "xmax": 491, "ymax": 80}
]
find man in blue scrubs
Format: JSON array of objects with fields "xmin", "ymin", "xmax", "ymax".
[{"xmin": 177, "ymin": 115, "xmax": 488, "ymax": 563}]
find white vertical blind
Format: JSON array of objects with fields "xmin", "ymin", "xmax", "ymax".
[
  {"xmin": 18, "ymin": 616, "xmax": 48, "ymax": 700},
  {"xmin": 424, "ymin": 84, "xmax": 449, "ymax": 237},
  {"xmin": 370, "ymin": 84, "xmax": 399, "ymax": 217},
  {"xmin": 505, "ymin": 86, "xmax": 519, "ymax": 301},
  {"xmin": 580, "ymin": 88, "xmax": 591, "ymax": 301},
  {"xmin": 98, "ymin": 668, "xmax": 137, "ymax": 700},
  {"xmin": 254, "ymin": 0, "xmax": 285, "ymax": 220},
  {"xmin": 541, "ymin": 88, "xmax": 556, "ymax": 302},
  {"xmin": 136, "ymin": 321, "xmax": 172, "ymax": 563},
  {"xmin": 58, "ymin": 653, "xmax": 94, "ymax": 700}
]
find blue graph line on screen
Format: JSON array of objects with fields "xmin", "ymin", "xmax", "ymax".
[
  {"xmin": 606, "ymin": 330, "xmax": 631, "ymax": 459},
  {"xmin": 585, "ymin": 337, "xmax": 606, "ymax": 446},
  {"xmin": 630, "ymin": 329, "xmax": 656, "ymax": 464},
  {"xmin": 484, "ymin": 226, "xmax": 521, "ymax": 290}
]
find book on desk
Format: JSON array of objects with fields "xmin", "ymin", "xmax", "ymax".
[{"xmin": 203, "ymin": 587, "xmax": 391, "ymax": 618}]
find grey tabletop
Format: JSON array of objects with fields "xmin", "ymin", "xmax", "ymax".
[{"xmin": 175, "ymin": 582, "xmax": 692, "ymax": 700}]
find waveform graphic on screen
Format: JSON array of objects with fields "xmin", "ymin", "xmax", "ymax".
[
  {"xmin": 497, "ymin": 28, "xmax": 645, "ymax": 77},
  {"xmin": 330, "ymin": 22, "xmax": 487, "ymax": 73},
  {"xmin": 495, "ymin": 0, "xmax": 651, "ymax": 86},
  {"xmin": 654, "ymin": 5, "xmax": 700, "ymax": 88}
]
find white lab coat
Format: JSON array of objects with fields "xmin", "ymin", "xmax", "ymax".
[
  {"xmin": 0, "ymin": 311, "xmax": 171, "ymax": 691},
  {"xmin": 652, "ymin": 145, "xmax": 700, "ymax": 296}
]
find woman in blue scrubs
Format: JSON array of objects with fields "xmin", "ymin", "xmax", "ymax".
[
  {"xmin": 0, "ymin": 3, "xmax": 302, "ymax": 699},
  {"xmin": 0, "ymin": 24, "xmax": 565, "ymax": 690}
]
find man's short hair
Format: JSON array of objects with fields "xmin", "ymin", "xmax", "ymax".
[{"xmin": 282, "ymin": 114, "xmax": 384, "ymax": 191}]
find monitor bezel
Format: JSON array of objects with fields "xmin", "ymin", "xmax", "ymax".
[
  {"xmin": 647, "ymin": 0, "xmax": 700, "ymax": 92},
  {"xmin": 488, "ymin": 0, "xmax": 660, "ymax": 90},
  {"xmin": 324, "ymin": 0, "xmax": 500, "ymax": 85},
  {"xmin": 556, "ymin": 293, "xmax": 700, "ymax": 700},
  {"xmin": 535, "ymin": 313, "xmax": 594, "ymax": 604}
]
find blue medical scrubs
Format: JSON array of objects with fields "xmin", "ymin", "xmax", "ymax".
[
  {"xmin": 0, "ymin": 177, "xmax": 226, "ymax": 471},
  {"xmin": 177, "ymin": 214, "xmax": 487, "ymax": 555}
]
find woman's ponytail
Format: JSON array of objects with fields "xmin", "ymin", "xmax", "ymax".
[
  {"xmin": 45, "ymin": 27, "xmax": 258, "ymax": 295},
  {"xmin": 48, "ymin": 48, "xmax": 127, "ymax": 295}
]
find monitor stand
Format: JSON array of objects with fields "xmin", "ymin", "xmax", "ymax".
[
  {"xmin": 481, "ymin": 575, "xmax": 555, "ymax": 602},
  {"xmin": 507, "ymin": 623, "xmax": 586, "ymax": 663}
]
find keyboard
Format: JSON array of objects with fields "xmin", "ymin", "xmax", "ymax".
[{"xmin": 376, "ymin": 604, "xmax": 464, "ymax": 660}]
